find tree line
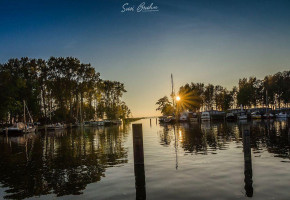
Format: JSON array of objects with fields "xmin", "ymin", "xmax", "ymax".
[
  {"xmin": 156, "ymin": 71, "xmax": 290, "ymax": 115},
  {"xmin": 0, "ymin": 57, "xmax": 131, "ymax": 124}
]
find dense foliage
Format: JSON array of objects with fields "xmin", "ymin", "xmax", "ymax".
[
  {"xmin": 156, "ymin": 71, "xmax": 290, "ymax": 115},
  {"xmin": 0, "ymin": 57, "xmax": 131, "ymax": 123}
]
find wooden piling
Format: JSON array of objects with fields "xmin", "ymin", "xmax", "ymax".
[
  {"xmin": 132, "ymin": 124, "xmax": 146, "ymax": 200},
  {"xmin": 242, "ymin": 124, "xmax": 253, "ymax": 197},
  {"xmin": 133, "ymin": 124, "xmax": 144, "ymax": 165},
  {"xmin": 134, "ymin": 164, "xmax": 146, "ymax": 200}
]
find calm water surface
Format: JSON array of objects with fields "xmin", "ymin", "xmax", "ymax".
[{"xmin": 0, "ymin": 119, "xmax": 290, "ymax": 199}]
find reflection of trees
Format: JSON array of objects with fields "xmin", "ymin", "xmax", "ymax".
[
  {"xmin": 159, "ymin": 120, "xmax": 290, "ymax": 159},
  {"xmin": 158, "ymin": 124, "xmax": 174, "ymax": 147},
  {"xmin": 249, "ymin": 120, "xmax": 290, "ymax": 159},
  {"xmin": 0, "ymin": 125, "xmax": 129, "ymax": 199},
  {"xmin": 159, "ymin": 122, "xmax": 238, "ymax": 154}
]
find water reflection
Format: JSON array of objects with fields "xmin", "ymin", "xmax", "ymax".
[
  {"xmin": 0, "ymin": 119, "xmax": 289, "ymax": 199},
  {"xmin": 159, "ymin": 120, "xmax": 290, "ymax": 159},
  {"xmin": 0, "ymin": 125, "xmax": 130, "ymax": 199},
  {"xmin": 158, "ymin": 120, "xmax": 290, "ymax": 197}
]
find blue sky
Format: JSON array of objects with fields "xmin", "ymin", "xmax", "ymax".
[{"xmin": 1, "ymin": 0, "xmax": 290, "ymax": 116}]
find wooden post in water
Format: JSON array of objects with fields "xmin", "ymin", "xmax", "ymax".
[
  {"xmin": 242, "ymin": 124, "xmax": 253, "ymax": 197},
  {"xmin": 132, "ymin": 124, "xmax": 146, "ymax": 200},
  {"xmin": 133, "ymin": 124, "xmax": 144, "ymax": 164}
]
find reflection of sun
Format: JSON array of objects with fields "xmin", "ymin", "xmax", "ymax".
[{"xmin": 178, "ymin": 130, "xmax": 183, "ymax": 142}]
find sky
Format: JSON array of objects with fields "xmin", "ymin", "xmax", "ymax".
[{"xmin": 1, "ymin": 0, "xmax": 290, "ymax": 117}]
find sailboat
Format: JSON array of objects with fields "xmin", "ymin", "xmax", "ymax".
[
  {"xmin": 237, "ymin": 105, "xmax": 247, "ymax": 120},
  {"xmin": 46, "ymin": 123, "xmax": 65, "ymax": 131},
  {"xmin": 263, "ymin": 91, "xmax": 274, "ymax": 119},
  {"xmin": 7, "ymin": 100, "xmax": 36, "ymax": 134}
]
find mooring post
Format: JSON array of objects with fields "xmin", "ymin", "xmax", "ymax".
[
  {"xmin": 242, "ymin": 124, "xmax": 253, "ymax": 197},
  {"xmin": 133, "ymin": 124, "xmax": 144, "ymax": 164},
  {"xmin": 156, "ymin": 118, "xmax": 157, "ymax": 124},
  {"xmin": 132, "ymin": 124, "xmax": 146, "ymax": 200}
]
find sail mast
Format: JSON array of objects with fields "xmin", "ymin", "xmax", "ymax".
[
  {"xmin": 23, "ymin": 100, "xmax": 26, "ymax": 124},
  {"xmin": 171, "ymin": 74, "xmax": 175, "ymax": 108}
]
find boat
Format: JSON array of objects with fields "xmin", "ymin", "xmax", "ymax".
[
  {"xmin": 188, "ymin": 112, "xmax": 198, "ymax": 122},
  {"xmin": 179, "ymin": 113, "xmax": 188, "ymax": 122},
  {"xmin": 164, "ymin": 116, "xmax": 176, "ymax": 123},
  {"xmin": 104, "ymin": 120, "xmax": 113, "ymax": 126},
  {"xmin": 251, "ymin": 111, "xmax": 262, "ymax": 119},
  {"xmin": 7, "ymin": 100, "xmax": 36, "ymax": 135},
  {"xmin": 236, "ymin": 104, "xmax": 247, "ymax": 120},
  {"xmin": 7, "ymin": 122, "xmax": 36, "ymax": 134},
  {"xmin": 46, "ymin": 123, "xmax": 65, "ymax": 131},
  {"xmin": 158, "ymin": 116, "xmax": 167, "ymax": 123},
  {"xmin": 98, "ymin": 121, "xmax": 105, "ymax": 126},
  {"xmin": 201, "ymin": 112, "xmax": 210, "ymax": 121},
  {"xmin": 263, "ymin": 113, "xmax": 274, "ymax": 119},
  {"xmin": 276, "ymin": 112, "xmax": 287, "ymax": 118},
  {"xmin": 237, "ymin": 111, "xmax": 247, "ymax": 120},
  {"xmin": 83, "ymin": 121, "xmax": 91, "ymax": 127},
  {"xmin": 226, "ymin": 112, "xmax": 235, "ymax": 121}
]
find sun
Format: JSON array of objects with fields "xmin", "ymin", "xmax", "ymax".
[{"xmin": 176, "ymin": 96, "xmax": 181, "ymax": 101}]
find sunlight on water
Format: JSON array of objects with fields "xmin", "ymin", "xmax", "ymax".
[{"xmin": 0, "ymin": 119, "xmax": 290, "ymax": 199}]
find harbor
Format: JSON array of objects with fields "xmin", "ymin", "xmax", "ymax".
[
  {"xmin": 0, "ymin": 118, "xmax": 290, "ymax": 199},
  {"xmin": 1, "ymin": 0, "xmax": 290, "ymax": 199}
]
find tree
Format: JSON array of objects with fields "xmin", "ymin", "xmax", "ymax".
[{"xmin": 156, "ymin": 96, "xmax": 174, "ymax": 116}]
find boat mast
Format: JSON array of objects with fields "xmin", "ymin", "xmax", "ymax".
[
  {"xmin": 171, "ymin": 74, "xmax": 178, "ymax": 169},
  {"xmin": 266, "ymin": 90, "xmax": 268, "ymax": 113},
  {"xmin": 171, "ymin": 74, "xmax": 175, "ymax": 108},
  {"xmin": 24, "ymin": 100, "xmax": 27, "ymax": 132},
  {"xmin": 80, "ymin": 100, "xmax": 83, "ymax": 124}
]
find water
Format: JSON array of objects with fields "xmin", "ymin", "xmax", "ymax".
[{"xmin": 0, "ymin": 119, "xmax": 290, "ymax": 200}]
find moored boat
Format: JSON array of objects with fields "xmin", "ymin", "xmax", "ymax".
[
  {"xmin": 164, "ymin": 116, "xmax": 176, "ymax": 123},
  {"xmin": 7, "ymin": 122, "xmax": 36, "ymax": 134},
  {"xmin": 276, "ymin": 112, "xmax": 287, "ymax": 118},
  {"xmin": 237, "ymin": 111, "xmax": 247, "ymax": 120},
  {"xmin": 158, "ymin": 116, "xmax": 167, "ymax": 123},
  {"xmin": 251, "ymin": 111, "xmax": 262, "ymax": 119},
  {"xmin": 263, "ymin": 113, "xmax": 274, "ymax": 119},
  {"xmin": 226, "ymin": 112, "xmax": 235, "ymax": 121},
  {"xmin": 46, "ymin": 123, "xmax": 65, "ymax": 131},
  {"xmin": 201, "ymin": 112, "xmax": 210, "ymax": 121},
  {"xmin": 188, "ymin": 112, "xmax": 198, "ymax": 123},
  {"xmin": 179, "ymin": 114, "xmax": 188, "ymax": 122}
]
